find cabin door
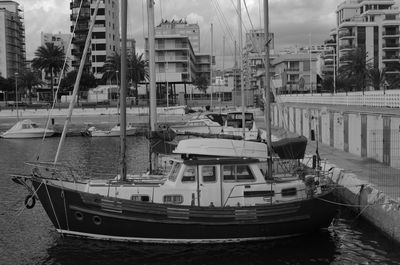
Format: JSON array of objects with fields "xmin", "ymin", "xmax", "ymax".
[{"xmin": 199, "ymin": 165, "xmax": 222, "ymax": 207}]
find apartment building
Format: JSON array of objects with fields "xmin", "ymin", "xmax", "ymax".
[
  {"xmin": 336, "ymin": 0, "xmax": 400, "ymax": 79},
  {"xmin": 242, "ymin": 30, "xmax": 274, "ymax": 91},
  {"xmin": 271, "ymin": 53, "xmax": 319, "ymax": 94},
  {"xmin": 0, "ymin": 0, "xmax": 26, "ymax": 78},
  {"xmin": 155, "ymin": 19, "xmax": 201, "ymax": 53},
  {"xmin": 70, "ymin": 0, "xmax": 120, "ymax": 79}
]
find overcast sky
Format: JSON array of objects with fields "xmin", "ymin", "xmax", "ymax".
[{"xmin": 17, "ymin": 0, "xmax": 399, "ymax": 68}]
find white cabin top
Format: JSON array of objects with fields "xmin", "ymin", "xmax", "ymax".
[{"xmin": 173, "ymin": 138, "xmax": 269, "ymax": 160}]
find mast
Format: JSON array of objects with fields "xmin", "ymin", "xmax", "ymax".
[
  {"xmin": 210, "ymin": 23, "xmax": 213, "ymax": 111},
  {"xmin": 147, "ymin": 0, "xmax": 157, "ymax": 132},
  {"xmin": 238, "ymin": 0, "xmax": 245, "ymax": 138},
  {"xmin": 264, "ymin": 0, "xmax": 273, "ymax": 179},
  {"xmin": 54, "ymin": 0, "xmax": 101, "ymax": 164},
  {"xmin": 120, "ymin": 0, "xmax": 128, "ymax": 181}
]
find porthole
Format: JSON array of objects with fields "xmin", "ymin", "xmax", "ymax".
[
  {"xmin": 75, "ymin": 211, "xmax": 84, "ymax": 221},
  {"xmin": 93, "ymin": 215, "xmax": 102, "ymax": 225}
]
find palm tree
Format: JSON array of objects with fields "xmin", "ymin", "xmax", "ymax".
[
  {"xmin": 19, "ymin": 68, "xmax": 44, "ymax": 103},
  {"xmin": 102, "ymin": 52, "xmax": 121, "ymax": 85},
  {"xmin": 367, "ymin": 67, "xmax": 386, "ymax": 91},
  {"xmin": 102, "ymin": 52, "xmax": 148, "ymax": 104},
  {"xmin": 32, "ymin": 43, "xmax": 66, "ymax": 102},
  {"xmin": 128, "ymin": 53, "xmax": 148, "ymax": 104},
  {"xmin": 338, "ymin": 48, "xmax": 370, "ymax": 94}
]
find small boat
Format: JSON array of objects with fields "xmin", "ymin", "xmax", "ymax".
[
  {"xmin": 220, "ymin": 112, "xmax": 259, "ymax": 140},
  {"xmin": 0, "ymin": 119, "xmax": 55, "ymax": 139},
  {"xmin": 170, "ymin": 116, "xmax": 222, "ymax": 135},
  {"xmin": 84, "ymin": 124, "xmax": 137, "ymax": 137}
]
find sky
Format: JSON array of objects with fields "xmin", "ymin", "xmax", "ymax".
[{"xmin": 16, "ymin": 0, "xmax": 396, "ymax": 68}]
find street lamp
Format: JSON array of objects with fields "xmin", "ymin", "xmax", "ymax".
[{"xmin": 15, "ymin": 72, "xmax": 19, "ymax": 121}]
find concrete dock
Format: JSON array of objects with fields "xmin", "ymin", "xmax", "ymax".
[{"xmin": 265, "ymin": 102, "xmax": 400, "ymax": 244}]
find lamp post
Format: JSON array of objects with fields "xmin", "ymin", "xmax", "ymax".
[
  {"xmin": 15, "ymin": 72, "xmax": 19, "ymax": 121},
  {"xmin": 116, "ymin": 70, "xmax": 119, "ymax": 111}
]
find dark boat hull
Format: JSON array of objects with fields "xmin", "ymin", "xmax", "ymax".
[{"xmin": 30, "ymin": 177, "xmax": 336, "ymax": 243}]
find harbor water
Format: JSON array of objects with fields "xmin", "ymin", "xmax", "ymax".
[{"xmin": 1, "ymin": 136, "xmax": 400, "ymax": 265}]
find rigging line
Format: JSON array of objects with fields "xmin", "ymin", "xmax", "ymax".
[
  {"xmin": 44, "ymin": 182, "xmax": 64, "ymax": 236},
  {"xmin": 210, "ymin": 0, "xmax": 235, "ymax": 56},
  {"xmin": 213, "ymin": 0, "xmax": 236, "ymax": 43},
  {"xmin": 243, "ymin": 0, "xmax": 255, "ymax": 32},
  {"xmin": 35, "ymin": 0, "xmax": 84, "ymax": 162},
  {"xmin": 142, "ymin": 0, "xmax": 146, "ymax": 39}
]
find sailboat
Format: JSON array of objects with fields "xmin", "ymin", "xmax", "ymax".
[{"xmin": 11, "ymin": 0, "xmax": 337, "ymax": 243}]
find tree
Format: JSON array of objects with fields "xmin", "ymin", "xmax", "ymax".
[
  {"xmin": 338, "ymin": 48, "xmax": 369, "ymax": 93},
  {"xmin": 19, "ymin": 69, "xmax": 44, "ymax": 103},
  {"xmin": 102, "ymin": 52, "xmax": 121, "ymax": 85},
  {"xmin": 60, "ymin": 70, "xmax": 97, "ymax": 101},
  {"xmin": 101, "ymin": 52, "xmax": 148, "ymax": 104},
  {"xmin": 367, "ymin": 67, "xmax": 386, "ymax": 91},
  {"xmin": 321, "ymin": 76, "xmax": 334, "ymax": 93},
  {"xmin": 0, "ymin": 76, "xmax": 11, "ymax": 101},
  {"xmin": 194, "ymin": 75, "xmax": 209, "ymax": 95},
  {"xmin": 128, "ymin": 53, "xmax": 148, "ymax": 103},
  {"xmin": 32, "ymin": 43, "xmax": 66, "ymax": 102}
]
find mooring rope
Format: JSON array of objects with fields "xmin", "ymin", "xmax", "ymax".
[{"xmin": 44, "ymin": 181, "xmax": 64, "ymax": 237}]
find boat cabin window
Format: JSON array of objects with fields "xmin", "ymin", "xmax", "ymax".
[
  {"xmin": 22, "ymin": 124, "xmax": 31, "ymax": 129},
  {"xmin": 202, "ymin": 166, "xmax": 216, "ymax": 182},
  {"xmin": 223, "ymin": 165, "xmax": 255, "ymax": 182},
  {"xmin": 182, "ymin": 166, "xmax": 196, "ymax": 183},
  {"xmin": 168, "ymin": 162, "xmax": 182, "ymax": 182}
]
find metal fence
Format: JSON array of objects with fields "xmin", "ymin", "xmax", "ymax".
[
  {"xmin": 368, "ymin": 129, "xmax": 400, "ymax": 199},
  {"xmin": 280, "ymin": 89, "xmax": 400, "ymax": 108}
]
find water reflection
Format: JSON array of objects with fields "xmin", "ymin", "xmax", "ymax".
[{"xmin": 44, "ymin": 231, "xmax": 336, "ymax": 265}]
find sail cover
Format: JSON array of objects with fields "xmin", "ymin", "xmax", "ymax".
[{"xmin": 271, "ymin": 136, "xmax": 308, "ymax": 159}]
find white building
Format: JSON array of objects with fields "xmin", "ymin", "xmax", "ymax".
[
  {"xmin": 335, "ymin": 0, "xmax": 400, "ymax": 82},
  {"xmin": 0, "ymin": 0, "xmax": 26, "ymax": 78},
  {"xmin": 70, "ymin": 0, "xmax": 120, "ymax": 79}
]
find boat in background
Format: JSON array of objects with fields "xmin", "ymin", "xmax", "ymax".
[
  {"xmin": 170, "ymin": 116, "xmax": 222, "ymax": 135},
  {"xmin": 1, "ymin": 119, "xmax": 55, "ymax": 139},
  {"xmin": 83, "ymin": 123, "xmax": 137, "ymax": 137},
  {"xmin": 220, "ymin": 112, "xmax": 259, "ymax": 140}
]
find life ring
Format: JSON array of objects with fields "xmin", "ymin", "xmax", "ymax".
[{"xmin": 24, "ymin": 194, "xmax": 36, "ymax": 209}]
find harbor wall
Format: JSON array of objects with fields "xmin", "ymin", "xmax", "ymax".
[
  {"xmin": 277, "ymin": 103, "xmax": 400, "ymax": 243},
  {"xmin": 272, "ymin": 103, "xmax": 400, "ymax": 169}
]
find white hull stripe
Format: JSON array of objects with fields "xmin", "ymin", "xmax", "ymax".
[{"xmin": 56, "ymin": 229, "xmax": 304, "ymax": 244}]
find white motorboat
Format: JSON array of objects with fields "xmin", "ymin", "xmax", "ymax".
[
  {"xmin": 220, "ymin": 112, "xmax": 259, "ymax": 140},
  {"xmin": 170, "ymin": 117, "xmax": 222, "ymax": 135},
  {"xmin": 0, "ymin": 119, "xmax": 55, "ymax": 139},
  {"xmin": 87, "ymin": 123, "xmax": 137, "ymax": 137}
]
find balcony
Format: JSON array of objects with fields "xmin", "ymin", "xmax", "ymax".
[
  {"xmin": 339, "ymin": 44, "xmax": 355, "ymax": 51},
  {"xmin": 70, "ymin": 0, "xmax": 90, "ymax": 9},
  {"xmin": 383, "ymin": 30, "xmax": 400, "ymax": 37},
  {"xmin": 338, "ymin": 31, "xmax": 355, "ymax": 39},
  {"xmin": 70, "ymin": 12, "xmax": 90, "ymax": 21},
  {"xmin": 382, "ymin": 55, "xmax": 400, "ymax": 61},
  {"xmin": 383, "ymin": 43, "xmax": 400, "ymax": 49}
]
